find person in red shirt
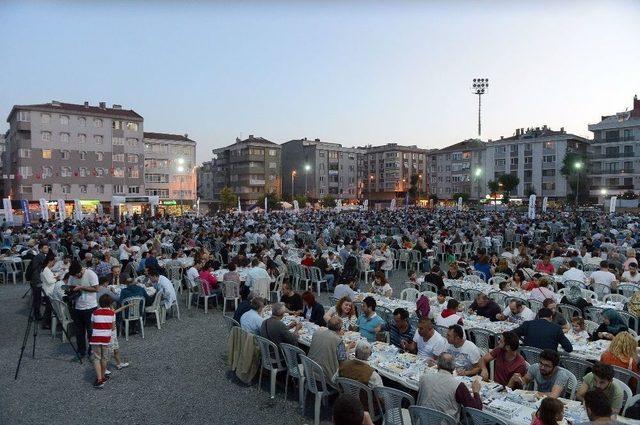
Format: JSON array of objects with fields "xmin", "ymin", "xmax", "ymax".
[
  {"xmin": 301, "ymin": 250, "xmax": 315, "ymax": 267},
  {"xmin": 479, "ymin": 331, "xmax": 527, "ymax": 386},
  {"xmin": 198, "ymin": 260, "xmax": 219, "ymax": 295},
  {"xmin": 535, "ymin": 255, "xmax": 555, "ymax": 275},
  {"xmin": 90, "ymin": 294, "xmax": 116, "ymax": 388}
]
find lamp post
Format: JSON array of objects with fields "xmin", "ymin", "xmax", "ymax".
[
  {"xmin": 474, "ymin": 168, "xmax": 482, "ymax": 199},
  {"xmin": 574, "ymin": 161, "xmax": 583, "ymax": 206},
  {"xmin": 471, "ymin": 78, "xmax": 489, "ymax": 137},
  {"xmin": 291, "ymin": 170, "xmax": 297, "ymax": 199},
  {"xmin": 418, "ymin": 174, "xmax": 423, "ymax": 201},
  {"xmin": 177, "ymin": 158, "xmax": 185, "ymax": 216},
  {"xmin": 304, "ymin": 164, "xmax": 311, "ymax": 197}
]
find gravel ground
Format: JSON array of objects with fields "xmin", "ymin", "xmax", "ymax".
[{"xmin": 0, "ymin": 270, "xmax": 410, "ymax": 425}]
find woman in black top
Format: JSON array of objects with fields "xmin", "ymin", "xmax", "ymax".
[
  {"xmin": 301, "ymin": 291, "xmax": 326, "ymax": 327},
  {"xmin": 446, "ymin": 262, "xmax": 465, "ymax": 279},
  {"xmin": 424, "ymin": 264, "xmax": 445, "ymax": 290}
]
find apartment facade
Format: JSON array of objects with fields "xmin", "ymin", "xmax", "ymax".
[
  {"xmin": 196, "ymin": 160, "xmax": 215, "ymax": 202},
  {"xmin": 5, "ymin": 101, "xmax": 145, "ymax": 211},
  {"xmin": 143, "ymin": 132, "xmax": 197, "ymax": 214},
  {"xmin": 360, "ymin": 143, "xmax": 428, "ymax": 203},
  {"xmin": 588, "ymin": 95, "xmax": 640, "ymax": 202},
  {"xmin": 212, "ymin": 135, "xmax": 281, "ymax": 206},
  {"xmin": 484, "ymin": 126, "xmax": 589, "ymax": 199},
  {"xmin": 427, "ymin": 139, "xmax": 486, "ymax": 200},
  {"xmin": 281, "ymin": 138, "xmax": 363, "ymax": 201}
]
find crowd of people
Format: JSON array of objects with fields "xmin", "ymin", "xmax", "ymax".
[{"xmin": 8, "ymin": 206, "xmax": 640, "ymax": 422}]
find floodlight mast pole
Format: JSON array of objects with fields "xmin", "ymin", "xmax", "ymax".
[{"xmin": 472, "ymin": 78, "xmax": 489, "ymax": 137}]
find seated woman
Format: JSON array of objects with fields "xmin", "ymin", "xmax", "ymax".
[
  {"xmin": 447, "ymin": 262, "xmax": 465, "ymax": 279},
  {"xmin": 371, "ymin": 271, "xmax": 393, "ymax": 298},
  {"xmin": 198, "ymin": 260, "xmax": 219, "ymax": 295},
  {"xmin": 591, "ymin": 309, "xmax": 628, "ymax": 341},
  {"xmin": 302, "ymin": 291, "xmax": 326, "ymax": 327},
  {"xmin": 528, "ymin": 276, "xmax": 556, "ymax": 302},
  {"xmin": 600, "ymin": 331, "xmax": 639, "ymax": 375},
  {"xmin": 323, "ymin": 296, "xmax": 358, "ymax": 331},
  {"xmin": 493, "ymin": 258, "xmax": 513, "ymax": 277},
  {"xmin": 503, "ymin": 269, "xmax": 526, "ymax": 291},
  {"xmin": 222, "ymin": 262, "xmax": 241, "ymax": 284}
]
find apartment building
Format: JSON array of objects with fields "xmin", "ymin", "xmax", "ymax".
[
  {"xmin": 281, "ymin": 138, "xmax": 363, "ymax": 200},
  {"xmin": 143, "ymin": 132, "xmax": 197, "ymax": 214},
  {"xmin": 196, "ymin": 160, "xmax": 215, "ymax": 202},
  {"xmin": 212, "ymin": 135, "xmax": 281, "ymax": 206},
  {"xmin": 361, "ymin": 143, "xmax": 428, "ymax": 203},
  {"xmin": 588, "ymin": 95, "xmax": 640, "ymax": 202},
  {"xmin": 4, "ymin": 101, "xmax": 144, "ymax": 213},
  {"xmin": 0, "ymin": 132, "xmax": 5, "ymax": 198},
  {"xmin": 427, "ymin": 139, "xmax": 486, "ymax": 200},
  {"xmin": 484, "ymin": 126, "xmax": 588, "ymax": 199}
]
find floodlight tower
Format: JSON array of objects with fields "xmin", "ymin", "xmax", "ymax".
[{"xmin": 471, "ymin": 78, "xmax": 489, "ymax": 137}]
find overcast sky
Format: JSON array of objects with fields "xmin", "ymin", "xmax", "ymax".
[{"xmin": 1, "ymin": 0, "xmax": 639, "ymax": 164}]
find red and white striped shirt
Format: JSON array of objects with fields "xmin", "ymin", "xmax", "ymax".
[{"xmin": 90, "ymin": 308, "xmax": 115, "ymax": 345}]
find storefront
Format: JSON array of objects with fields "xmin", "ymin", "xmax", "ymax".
[
  {"xmin": 156, "ymin": 199, "xmax": 194, "ymax": 216},
  {"xmin": 111, "ymin": 196, "xmax": 159, "ymax": 219}
]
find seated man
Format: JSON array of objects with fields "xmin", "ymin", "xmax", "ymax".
[
  {"xmin": 581, "ymin": 389, "xmax": 614, "ymax": 424},
  {"xmin": 335, "ymin": 341, "xmax": 383, "ymax": 389},
  {"xmin": 308, "ymin": 317, "xmax": 351, "ymax": 385},
  {"xmin": 496, "ymin": 299, "xmax": 535, "ymax": 324},
  {"xmin": 385, "ymin": 308, "xmax": 414, "ymax": 349},
  {"xmin": 148, "ymin": 268, "xmax": 177, "ymax": 310},
  {"xmin": 469, "ymin": 294, "xmax": 502, "ymax": 322},
  {"xmin": 245, "ymin": 258, "xmax": 270, "ymax": 288},
  {"xmin": 355, "ymin": 296, "xmax": 385, "ymax": 343},
  {"xmin": 332, "ymin": 394, "xmax": 374, "ymax": 425},
  {"xmin": 260, "ymin": 302, "xmax": 301, "ymax": 346},
  {"xmin": 576, "ymin": 362, "xmax": 624, "ymax": 414},
  {"xmin": 435, "ymin": 299, "xmax": 464, "ymax": 327},
  {"xmin": 333, "ymin": 278, "xmax": 358, "ymax": 302},
  {"xmin": 240, "ymin": 297, "xmax": 265, "ymax": 334},
  {"xmin": 509, "ymin": 349, "xmax": 574, "ymax": 398},
  {"xmin": 233, "ymin": 286, "xmax": 252, "ymax": 323},
  {"xmin": 445, "ymin": 324, "xmax": 482, "ymax": 377},
  {"xmin": 480, "ymin": 331, "xmax": 527, "ymax": 386},
  {"xmin": 513, "ymin": 308, "xmax": 573, "ymax": 352},
  {"xmin": 402, "ymin": 317, "xmax": 447, "ymax": 363}
]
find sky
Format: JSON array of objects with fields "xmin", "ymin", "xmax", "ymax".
[{"xmin": 1, "ymin": 0, "xmax": 639, "ymax": 164}]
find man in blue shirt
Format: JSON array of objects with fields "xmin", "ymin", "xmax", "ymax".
[
  {"xmin": 385, "ymin": 308, "xmax": 414, "ymax": 348},
  {"xmin": 356, "ymin": 296, "xmax": 385, "ymax": 342}
]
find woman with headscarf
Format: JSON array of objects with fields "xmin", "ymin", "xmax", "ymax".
[
  {"xmin": 560, "ymin": 285, "xmax": 591, "ymax": 314},
  {"xmin": 591, "ymin": 309, "xmax": 628, "ymax": 341}
]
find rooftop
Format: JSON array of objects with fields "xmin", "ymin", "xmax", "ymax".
[
  {"xmin": 144, "ymin": 132, "xmax": 196, "ymax": 143},
  {"xmin": 7, "ymin": 100, "xmax": 143, "ymax": 122}
]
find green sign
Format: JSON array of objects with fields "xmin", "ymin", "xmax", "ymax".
[{"xmin": 161, "ymin": 200, "xmax": 177, "ymax": 205}]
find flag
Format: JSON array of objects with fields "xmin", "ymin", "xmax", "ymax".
[
  {"xmin": 39, "ymin": 199, "xmax": 49, "ymax": 221},
  {"xmin": 542, "ymin": 197, "xmax": 548, "ymax": 213},
  {"xmin": 528, "ymin": 194, "xmax": 536, "ymax": 220},
  {"xmin": 21, "ymin": 200, "xmax": 30, "ymax": 226},
  {"xmin": 58, "ymin": 199, "xmax": 66, "ymax": 221},
  {"xmin": 3, "ymin": 198, "xmax": 13, "ymax": 223}
]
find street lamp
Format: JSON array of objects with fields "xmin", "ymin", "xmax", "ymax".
[
  {"xmin": 600, "ymin": 188, "xmax": 608, "ymax": 195},
  {"xmin": 418, "ymin": 174, "xmax": 423, "ymax": 200},
  {"xmin": 471, "ymin": 78, "xmax": 489, "ymax": 136},
  {"xmin": 574, "ymin": 161, "xmax": 583, "ymax": 206},
  {"xmin": 291, "ymin": 170, "xmax": 297, "ymax": 199},
  {"xmin": 304, "ymin": 164, "xmax": 311, "ymax": 197},
  {"xmin": 177, "ymin": 160, "xmax": 185, "ymax": 216}
]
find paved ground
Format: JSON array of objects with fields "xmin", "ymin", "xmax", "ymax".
[{"xmin": 0, "ymin": 270, "xmax": 411, "ymax": 425}]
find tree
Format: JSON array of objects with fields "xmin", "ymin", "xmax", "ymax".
[
  {"xmin": 257, "ymin": 191, "xmax": 282, "ymax": 210},
  {"xmin": 293, "ymin": 194, "xmax": 308, "ymax": 208},
  {"xmin": 219, "ymin": 187, "xmax": 237, "ymax": 211},
  {"xmin": 621, "ymin": 190, "xmax": 638, "ymax": 200},
  {"xmin": 452, "ymin": 193, "xmax": 470, "ymax": 202},
  {"xmin": 487, "ymin": 180, "xmax": 500, "ymax": 210},
  {"xmin": 408, "ymin": 174, "xmax": 419, "ymax": 202},
  {"xmin": 322, "ymin": 194, "xmax": 336, "ymax": 208},
  {"xmin": 498, "ymin": 174, "xmax": 520, "ymax": 194},
  {"xmin": 561, "ymin": 152, "xmax": 588, "ymax": 203}
]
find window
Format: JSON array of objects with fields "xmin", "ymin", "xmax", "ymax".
[
  {"xmin": 112, "ymin": 120, "xmax": 123, "ymax": 130},
  {"xmin": 543, "ymin": 155, "xmax": 556, "ymax": 163},
  {"xmin": 127, "ymin": 154, "xmax": 138, "ymax": 163},
  {"xmin": 113, "ymin": 167, "xmax": 124, "ymax": 178},
  {"xmin": 78, "ymin": 117, "xmax": 86, "ymax": 127},
  {"xmin": 126, "ymin": 122, "xmax": 139, "ymax": 131},
  {"xmin": 20, "ymin": 185, "xmax": 32, "ymax": 195},
  {"xmin": 41, "ymin": 113, "xmax": 50, "ymax": 124},
  {"xmin": 113, "ymin": 185, "xmax": 124, "ymax": 194},
  {"xmin": 96, "ymin": 152, "xmax": 103, "ymax": 161},
  {"xmin": 112, "ymin": 137, "xmax": 124, "ymax": 146},
  {"xmin": 129, "ymin": 168, "xmax": 140, "ymax": 178},
  {"xmin": 78, "ymin": 134, "xmax": 86, "ymax": 144},
  {"xmin": 494, "ymin": 146, "xmax": 506, "ymax": 154},
  {"xmin": 79, "ymin": 167, "xmax": 88, "ymax": 177},
  {"xmin": 544, "ymin": 141, "xmax": 555, "ymax": 149},
  {"xmin": 61, "ymin": 150, "xmax": 70, "ymax": 160},
  {"xmin": 112, "ymin": 153, "xmax": 124, "ymax": 162},
  {"xmin": 80, "ymin": 151, "xmax": 87, "ymax": 160},
  {"xmin": 268, "ymin": 149, "xmax": 277, "ymax": 156},
  {"xmin": 144, "ymin": 174, "xmax": 169, "ymax": 183},
  {"xmin": 42, "ymin": 166, "xmax": 53, "ymax": 178},
  {"xmin": 96, "ymin": 184, "xmax": 104, "ymax": 194},
  {"xmin": 145, "ymin": 189, "xmax": 169, "ymax": 198},
  {"xmin": 18, "ymin": 166, "xmax": 32, "ymax": 177},
  {"xmin": 94, "ymin": 118, "xmax": 103, "ymax": 128},
  {"xmin": 126, "ymin": 138, "xmax": 138, "ymax": 147},
  {"xmin": 80, "ymin": 185, "xmax": 87, "ymax": 194},
  {"xmin": 128, "ymin": 186, "xmax": 140, "ymax": 194},
  {"xmin": 18, "ymin": 149, "xmax": 31, "ymax": 158},
  {"xmin": 43, "ymin": 185, "xmax": 52, "ymax": 194},
  {"xmin": 495, "ymin": 159, "xmax": 506, "ymax": 167},
  {"xmin": 542, "ymin": 169, "xmax": 556, "ymax": 177},
  {"xmin": 17, "ymin": 111, "xmax": 30, "ymax": 122},
  {"xmin": 41, "ymin": 131, "xmax": 51, "ymax": 142},
  {"xmin": 61, "ymin": 167, "xmax": 72, "ymax": 177},
  {"xmin": 62, "ymin": 184, "xmax": 71, "ymax": 194},
  {"xmin": 60, "ymin": 115, "xmax": 69, "ymax": 126},
  {"xmin": 60, "ymin": 133, "xmax": 70, "ymax": 143},
  {"xmin": 95, "ymin": 135, "xmax": 103, "ymax": 145},
  {"xmin": 268, "ymin": 162, "xmax": 277, "ymax": 169},
  {"xmin": 96, "ymin": 168, "xmax": 105, "ymax": 177}
]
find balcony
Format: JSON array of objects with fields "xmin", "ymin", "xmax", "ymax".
[
  {"xmin": 590, "ymin": 168, "xmax": 635, "ymax": 175},
  {"xmin": 593, "ymin": 136, "xmax": 636, "ymax": 144},
  {"xmin": 590, "ymin": 151, "xmax": 635, "ymax": 159},
  {"xmin": 589, "ymin": 184, "xmax": 633, "ymax": 191},
  {"xmin": 249, "ymin": 179, "xmax": 266, "ymax": 186}
]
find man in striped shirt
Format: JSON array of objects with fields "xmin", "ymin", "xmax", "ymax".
[{"xmin": 90, "ymin": 294, "xmax": 116, "ymax": 388}]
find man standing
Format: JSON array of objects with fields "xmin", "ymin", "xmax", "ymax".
[
  {"xmin": 29, "ymin": 242, "xmax": 49, "ymax": 322},
  {"xmin": 513, "ymin": 308, "xmax": 573, "ymax": 352},
  {"xmin": 416, "ymin": 353, "xmax": 483, "ymax": 422},
  {"xmin": 402, "ymin": 317, "xmax": 447, "ymax": 363},
  {"xmin": 69, "ymin": 261, "xmax": 99, "ymax": 358}
]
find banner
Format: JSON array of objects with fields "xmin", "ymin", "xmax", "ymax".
[
  {"xmin": 264, "ymin": 196, "xmax": 268, "ymax": 215},
  {"xmin": 58, "ymin": 199, "xmax": 66, "ymax": 221},
  {"xmin": 363, "ymin": 200, "xmax": 369, "ymax": 211},
  {"xmin": 457, "ymin": 197, "xmax": 463, "ymax": 211},
  {"xmin": 237, "ymin": 197, "xmax": 242, "ymax": 213},
  {"xmin": 39, "ymin": 199, "xmax": 49, "ymax": 221},
  {"xmin": 293, "ymin": 200, "xmax": 299, "ymax": 212},
  {"xmin": 542, "ymin": 196, "xmax": 548, "ymax": 213},
  {"xmin": 97, "ymin": 203, "xmax": 104, "ymax": 216},
  {"xmin": 3, "ymin": 198, "xmax": 13, "ymax": 223},
  {"xmin": 336, "ymin": 199, "xmax": 343, "ymax": 211},
  {"xmin": 405, "ymin": 193, "xmax": 410, "ymax": 211},
  {"xmin": 73, "ymin": 199, "xmax": 83, "ymax": 221},
  {"xmin": 528, "ymin": 194, "xmax": 536, "ymax": 220},
  {"xmin": 196, "ymin": 197, "xmax": 200, "ymax": 217},
  {"xmin": 389, "ymin": 199, "xmax": 396, "ymax": 210},
  {"xmin": 21, "ymin": 200, "xmax": 30, "ymax": 227},
  {"xmin": 610, "ymin": 196, "xmax": 617, "ymax": 214}
]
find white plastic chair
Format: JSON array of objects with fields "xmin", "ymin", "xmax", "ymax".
[
  {"xmin": 196, "ymin": 278, "xmax": 219, "ymax": 314},
  {"xmin": 400, "ymin": 288, "xmax": 420, "ymax": 302},
  {"xmin": 300, "ymin": 354, "xmax": 337, "ymax": 425},
  {"xmin": 309, "ymin": 267, "xmax": 328, "ymax": 294},
  {"xmin": 373, "ymin": 386, "xmax": 414, "ymax": 425},
  {"xmin": 144, "ymin": 291, "xmax": 163, "ymax": 329},
  {"xmin": 253, "ymin": 277, "xmax": 271, "ymax": 300},
  {"xmin": 254, "ymin": 335, "xmax": 287, "ymax": 399},
  {"xmin": 280, "ymin": 343, "xmax": 306, "ymax": 409},
  {"xmin": 121, "ymin": 296, "xmax": 145, "ymax": 341},
  {"xmin": 222, "ymin": 280, "xmax": 240, "ymax": 315},
  {"xmin": 335, "ymin": 377, "xmax": 381, "ymax": 423},
  {"xmin": 51, "ymin": 299, "xmax": 73, "ymax": 342},
  {"xmin": 614, "ymin": 377, "xmax": 633, "ymax": 413},
  {"xmin": 604, "ymin": 293, "xmax": 629, "ymax": 304}
]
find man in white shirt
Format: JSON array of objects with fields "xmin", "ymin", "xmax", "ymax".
[
  {"xmin": 402, "ymin": 317, "xmax": 447, "ymax": 364},
  {"xmin": 497, "ymin": 300, "xmax": 535, "ymax": 324},
  {"xmin": 445, "ymin": 324, "xmax": 482, "ymax": 376},
  {"xmin": 148, "ymin": 269, "xmax": 177, "ymax": 310},
  {"xmin": 240, "ymin": 297, "xmax": 265, "ymax": 334},
  {"xmin": 68, "ymin": 261, "xmax": 99, "ymax": 357},
  {"xmin": 562, "ymin": 260, "xmax": 587, "ymax": 283},
  {"xmin": 333, "ymin": 280, "xmax": 357, "ymax": 301},
  {"xmin": 245, "ymin": 258, "xmax": 270, "ymax": 288},
  {"xmin": 622, "ymin": 263, "xmax": 640, "ymax": 283},
  {"xmin": 590, "ymin": 261, "xmax": 618, "ymax": 294},
  {"xmin": 186, "ymin": 262, "xmax": 200, "ymax": 286}
]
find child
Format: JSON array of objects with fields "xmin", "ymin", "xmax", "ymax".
[
  {"xmin": 105, "ymin": 304, "xmax": 130, "ymax": 376},
  {"xmin": 90, "ymin": 294, "xmax": 116, "ymax": 388},
  {"xmin": 435, "ymin": 288, "xmax": 448, "ymax": 307},
  {"xmin": 569, "ymin": 317, "xmax": 590, "ymax": 340}
]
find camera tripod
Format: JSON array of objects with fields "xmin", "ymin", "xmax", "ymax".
[{"xmin": 15, "ymin": 290, "xmax": 83, "ymax": 380}]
